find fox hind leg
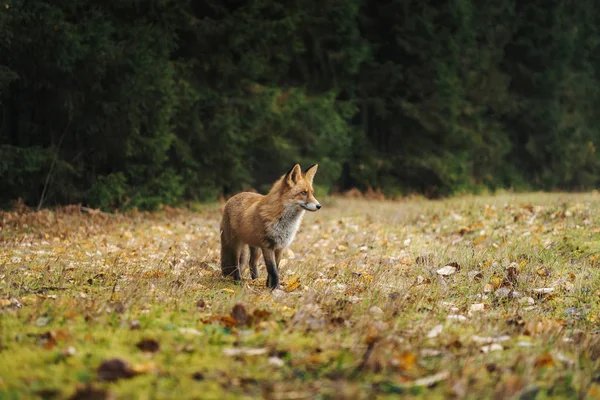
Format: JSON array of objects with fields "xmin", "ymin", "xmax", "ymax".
[
  {"xmin": 238, "ymin": 246, "xmax": 249, "ymax": 279},
  {"xmin": 275, "ymin": 248, "xmax": 283, "ymax": 267},
  {"xmin": 249, "ymin": 247, "xmax": 260, "ymax": 280},
  {"xmin": 220, "ymin": 235, "xmax": 241, "ymax": 282}
]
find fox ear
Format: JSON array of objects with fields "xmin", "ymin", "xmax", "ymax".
[
  {"xmin": 304, "ymin": 164, "xmax": 318, "ymax": 185},
  {"xmin": 285, "ymin": 164, "xmax": 302, "ymax": 185}
]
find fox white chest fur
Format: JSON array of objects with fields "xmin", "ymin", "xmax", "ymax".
[{"xmin": 268, "ymin": 205, "xmax": 305, "ymax": 248}]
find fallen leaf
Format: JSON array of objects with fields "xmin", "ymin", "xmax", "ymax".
[
  {"xmin": 97, "ymin": 359, "xmax": 136, "ymax": 382},
  {"xmin": 222, "ymin": 348, "xmax": 268, "ymax": 356},
  {"xmin": 473, "ymin": 234, "xmax": 487, "ymax": 245},
  {"xmin": 437, "ymin": 265, "xmax": 457, "ymax": 276},
  {"xmin": 393, "ymin": 351, "xmax": 416, "ymax": 371},
  {"xmin": 470, "ymin": 303, "xmax": 486, "ymax": 312},
  {"xmin": 532, "ymin": 288, "xmax": 554, "ymax": 294},
  {"xmin": 136, "ymin": 338, "xmax": 159, "ymax": 353},
  {"xmin": 469, "ymin": 271, "xmax": 483, "ymax": 281},
  {"xmin": 191, "ymin": 372, "xmax": 205, "ymax": 381},
  {"xmin": 536, "ymin": 266, "xmax": 551, "ymax": 278},
  {"xmin": 533, "ymin": 353, "xmax": 554, "ymax": 369},
  {"xmin": 369, "ymin": 306, "xmax": 383, "ymax": 316},
  {"xmin": 203, "ymin": 315, "xmax": 238, "ymax": 328},
  {"xmin": 68, "ymin": 383, "xmax": 113, "ymax": 400},
  {"xmin": 131, "ymin": 362, "xmax": 156, "ymax": 374},
  {"xmin": 415, "ymin": 254, "xmax": 433, "ymax": 265},
  {"xmin": 427, "ymin": 324, "xmax": 443, "ymax": 339},
  {"xmin": 411, "ymin": 371, "xmax": 450, "ymax": 387},
  {"xmin": 365, "ymin": 325, "xmax": 380, "ymax": 344},
  {"xmin": 268, "ymin": 357, "xmax": 285, "ymax": 367},
  {"xmin": 481, "ymin": 343, "xmax": 503, "ymax": 353},
  {"xmin": 489, "ymin": 276, "xmax": 503, "ymax": 289},
  {"xmin": 472, "ymin": 335, "xmax": 510, "ymax": 344},
  {"xmin": 231, "ymin": 303, "xmax": 248, "ymax": 326},
  {"xmin": 178, "ymin": 327, "xmax": 202, "ymax": 336},
  {"xmin": 283, "ymin": 276, "xmax": 301, "ymax": 292},
  {"xmin": 458, "ymin": 226, "xmax": 470, "ymax": 235},
  {"xmin": 506, "ymin": 265, "xmax": 519, "ymax": 285}
]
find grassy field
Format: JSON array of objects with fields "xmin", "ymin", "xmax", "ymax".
[{"xmin": 1, "ymin": 193, "xmax": 600, "ymax": 399}]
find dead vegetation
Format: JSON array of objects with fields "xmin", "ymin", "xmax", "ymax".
[{"xmin": 1, "ymin": 192, "xmax": 600, "ymax": 399}]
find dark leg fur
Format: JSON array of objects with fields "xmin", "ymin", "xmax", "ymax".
[
  {"xmin": 262, "ymin": 247, "xmax": 279, "ymax": 290},
  {"xmin": 249, "ymin": 247, "xmax": 259, "ymax": 279}
]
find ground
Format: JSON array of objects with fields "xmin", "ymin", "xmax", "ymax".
[{"xmin": 1, "ymin": 192, "xmax": 600, "ymax": 399}]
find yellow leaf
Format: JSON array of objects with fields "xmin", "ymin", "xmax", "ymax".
[
  {"xmin": 489, "ymin": 276, "xmax": 503, "ymax": 289},
  {"xmin": 284, "ymin": 276, "xmax": 301, "ymax": 292},
  {"xmin": 131, "ymin": 362, "xmax": 156, "ymax": 374},
  {"xmin": 394, "ymin": 351, "xmax": 416, "ymax": 371},
  {"xmin": 473, "ymin": 234, "xmax": 487, "ymax": 245},
  {"xmin": 533, "ymin": 353, "xmax": 554, "ymax": 369}
]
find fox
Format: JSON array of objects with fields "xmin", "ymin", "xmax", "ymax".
[{"xmin": 220, "ymin": 163, "xmax": 321, "ymax": 289}]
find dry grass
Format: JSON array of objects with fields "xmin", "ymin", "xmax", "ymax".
[{"xmin": 1, "ymin": 192, "xmax": 600, "ymax": 399}]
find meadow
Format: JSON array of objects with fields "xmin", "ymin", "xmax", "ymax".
[{"xmin": 1, "ymin": 192, "xmax": 599, "ymax": 399}]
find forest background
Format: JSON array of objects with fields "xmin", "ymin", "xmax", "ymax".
[{"xmin": 2, "ymin": 0, "xmax": 599, "ymax": 210}]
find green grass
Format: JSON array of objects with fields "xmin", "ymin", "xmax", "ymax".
[{"xmin": 1, "ymin": 192, "xmax": 600, "ymax": 399}]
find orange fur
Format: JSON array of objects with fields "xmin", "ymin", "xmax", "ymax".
[{"xmin": 220, "ymin": 164, "xmax": 321, "ymax": 289}]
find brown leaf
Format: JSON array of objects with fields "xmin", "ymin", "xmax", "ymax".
[
  {"xmin": 68, "ymin": 384, "xmax": 113, "ymax": 400},
  {"xmin": 251, "ymin": 308, "xmax": 272, "ymax": 324},
  {"xmin": 506, "ymin": 313, "xmax": 525, "ymax": 328},
  {"xmin": 192, "ymin": 372, "xmax": 205, "ymax": 381},
  {"xmin": 415, "ymin": 254, "xmax": 433, "ymax": 265},
  {"xmin": 204, "ymin": 314, "xmax": 238, "ymax": 328},
  {"xmin": 533, "ymin": 353, "xmax": 555, "ymax": 369},
  {"xmin": 136, "ymin": 338, "xmax": 160, "ymax": 353},
  {"xmin": 97, "ymin": 358, "xmax": 136, "ymax": 382},
  {"xmin": 506, "ymin": 266, "xmax": 519, "ymax": 285},
  {"xmin": 38, "ymin": 329, "xmax": 69, "ymax": 350},
  {"xmin": 365, "ymin": 325, "xmax": 380, "ymax": 345},
  {"xmin": 231, "ymin": 303, "xmax": 248, "ymax": 326},
  {"xmin": 445, "ymin": 261, "xmax": 461, "ymax": 271}
]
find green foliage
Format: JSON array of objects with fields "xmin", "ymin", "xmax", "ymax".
[
  {"xmin": 87, "ymin": 173, "xmax": 128, "ymax": 210},
  {"xmin": 1, "ymin": 0, "xmax": 599, "ymax": 209}
]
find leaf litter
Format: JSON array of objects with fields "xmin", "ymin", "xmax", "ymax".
[{"xmin": 1, "ymin": 194, "xmax": 599, "ymax": 398}]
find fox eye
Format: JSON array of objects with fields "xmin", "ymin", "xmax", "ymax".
[{"xmin": 300, "ymin": 191, "xmax": 307, "ymax": 196}]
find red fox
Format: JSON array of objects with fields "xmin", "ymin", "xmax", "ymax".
[{"xmin": 220, "ymin": 164, "xmax": 321, "ymax": 289}]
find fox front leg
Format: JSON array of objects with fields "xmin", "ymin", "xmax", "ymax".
[{"xmin": 262, "ymin": 247, "xmax": 279, "ymax": 290}]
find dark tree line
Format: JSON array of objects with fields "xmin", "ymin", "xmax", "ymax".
[{"xmin": 1, "ymin": 0, "xmax": 599, "ymax": 209}]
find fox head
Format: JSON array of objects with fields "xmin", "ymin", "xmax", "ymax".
[{"xmin": 282, "ymin": 163, "xmax": 321, "ymax": 212}]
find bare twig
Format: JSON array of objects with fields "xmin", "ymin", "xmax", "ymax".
[{"xmin": 38, "ymin": 117, "xmax": 72, "ymax": 210}]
